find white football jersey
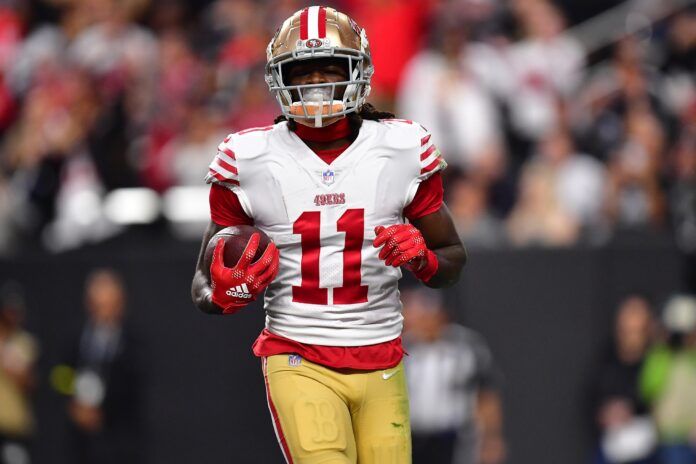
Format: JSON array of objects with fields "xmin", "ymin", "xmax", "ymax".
[{"xmin": 206, "ymin": 119, "xmax": 446, "ymax": 346}]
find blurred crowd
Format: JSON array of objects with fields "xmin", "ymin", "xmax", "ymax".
[
  {"xmin": 0, "ymin": 283, "xmax": 36, "ymax": 464},
  {"xmin": 0, "ymin": 0, "xmax": 693, "ymax": 254},
  {"xmin": 398, "ymin": 0, "xmax": 695, "ymax": 251},
  {"xmin": 591, "ymin": 294, "xmax": 696, "ymax": 464}
]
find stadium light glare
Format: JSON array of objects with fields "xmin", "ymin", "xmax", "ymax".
[
  {"xmin": 103, "ymin": 188, "xmax": 161, "ymax": 225},
  {"xmin": 162, "ymin": 186, "xmax": 210, "ymax": 223},
  {"xmin": 68, "ymin": 189, "xmax": 102, "ymax": 227}
]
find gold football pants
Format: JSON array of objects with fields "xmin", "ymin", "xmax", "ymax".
[{"xmin": 262, "ymin": 354, "xmax": 412, "ymax": 464}]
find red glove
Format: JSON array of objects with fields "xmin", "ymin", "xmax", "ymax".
[
  {"xmin": 373, "ymin": 224, "xmax": 438, "ymax": 283},
  {"xmin": 210, "ymin": 233, "xmax": 280, "ymax": 314}
]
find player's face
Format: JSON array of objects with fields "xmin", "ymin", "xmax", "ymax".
[{"xmin": 285, "ymin": 58, "xmax": 349, "ymax": 99}]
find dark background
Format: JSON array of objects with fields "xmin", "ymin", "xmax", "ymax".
[{"xmin": 1, "ymin": 232, "xmax": 683, "ymax": 464}]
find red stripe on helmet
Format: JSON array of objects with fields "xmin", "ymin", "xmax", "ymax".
[
  {"xmin": 300, "ymin": 8, "xmax": 308, "ymax": 40},
  {"xmin": 318, "ymin": 7, "xmax": 326, "ymax": 38}
]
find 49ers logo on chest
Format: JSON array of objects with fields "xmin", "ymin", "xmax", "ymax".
[{"xmin": 314, "ymin": 192, "xmax": 345, "ymax": 207}]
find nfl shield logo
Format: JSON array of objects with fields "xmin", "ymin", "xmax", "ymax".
[
  {"xmin": 288, "ymin": 354, "xmax": 302, "ymax": 367},
  {"xmin": 322, "ymin": 169, "xmax": 335, "ymax": 186}
]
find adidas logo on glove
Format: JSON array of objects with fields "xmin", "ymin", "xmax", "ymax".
[{"xmin": 226, "ymin": 284, "xmax": 252, "ymax": 299}]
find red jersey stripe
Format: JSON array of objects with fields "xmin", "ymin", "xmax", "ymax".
[
  {"xmin": 299, "ymin": 8, "xmax": 308, "ymax": 40},
  {"xmin": 219, "ymin": 146, "xmax": 235, "ymax": 159},
  {"xmin": 208, "ymin": 169, "xmax": 239, "ymax": 185},
  {"xmin": 420, "ymin": 144, "xmax": 436, "ymax": 161},
  {"xmin": 237, "ymin": 125, "xmax": 274, "ymax": 135},
  {"xmin": 420, "ymin": 156, "xmax": 442, "ymax": 174},
  {"xmin": 318, "ymin": 7, "xmax": 326, "ymax": 37},
  {"xmin": 208, "ymin": 169, "xmax": 225, "ymax": 182},
  {"xmin": 216, "ymin": 158, "xmax": 238, "ymax": 175},
  {"xmin": 421, "ymin": 134, "xmax": 431, "ymax": 146},
  {"xmin": 237, "ymin": 125, "xmax": 273, "ymax": 135}
]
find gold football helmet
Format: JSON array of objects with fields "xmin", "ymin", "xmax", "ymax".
[{"xmin": 265, "ymin": 6, "xmax": 373, "ymax": 127}]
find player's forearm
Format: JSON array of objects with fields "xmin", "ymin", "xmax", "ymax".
[
  {"xmin": 425, "ymin": 243, "xmax": 467, "ymax": 288},
  {"xmin": 192, "ymin": 220, "xmax": 226, "ymax": 315},
  {"xmin": 191, "ymin": 271, "xmax": 223, "ymax": 315},
  {"xmin": 407, "ymin": 205, "xmax": 467, "ymax": 288}
]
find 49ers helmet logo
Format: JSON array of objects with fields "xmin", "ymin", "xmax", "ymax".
[{"xmin": 306, "ymin": 38, "xmax": 322, "ymax": 48}]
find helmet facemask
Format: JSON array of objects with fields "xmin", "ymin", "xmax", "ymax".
[{"xmin": 266, "ymin": 49, "xmax": 372, "ymax": 127}]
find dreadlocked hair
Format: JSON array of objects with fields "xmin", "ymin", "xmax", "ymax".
[
  {"xmin": 273, "ymin": 103, "xmax": 396, "ymax": 133},
  {"xmin": 356, "ymin": 103, "xmax": 396, "ymax": 120}
]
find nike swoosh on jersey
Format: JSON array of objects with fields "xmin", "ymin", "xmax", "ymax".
[{"xmin": 382, "ymin": 371, "xmax": 398, "ymax": 380}]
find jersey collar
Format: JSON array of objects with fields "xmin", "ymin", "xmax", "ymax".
[
  {"xmin": 280, "ymin": 120, "xmax": 374, "ymax": 191},
  {"xmin": 293, "ymin": 117, "xmax": 352, "ymax": 142}
]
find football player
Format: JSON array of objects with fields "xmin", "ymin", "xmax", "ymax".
[{"xmin": 191, "ymin": 6, "xmax": 467, "ymax": 463}]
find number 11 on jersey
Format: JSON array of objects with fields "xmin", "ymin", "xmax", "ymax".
[{"xmin": 292, "ymin": 209, "xmax": 368, "ymax": 305}]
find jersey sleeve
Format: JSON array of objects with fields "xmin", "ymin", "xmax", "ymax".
[
  {"xmin": 403, "ymin": 171, "xmax": 443, "ymax": 221},
  {"xmin": 205, "ymin": 136, "xmax": 239, "ymax": 188},
  {"xmin": 417, "ymin": 125, "xmax": 447, "ymax": 180},
  {"xmin": 404, "ymin": 124, "xmax": 447, "ymax": 213},
  {"xmin": 204, "ymin": 134, "xmax": 254, "ymax": 220},
  {"xmin": 209, "ymin": 184, "xmax": 254, "ymax": 226}
]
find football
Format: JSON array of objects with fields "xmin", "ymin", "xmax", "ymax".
[{"xmin": 203, "ymin": 225, "xmax": 273, "ymax": 276}]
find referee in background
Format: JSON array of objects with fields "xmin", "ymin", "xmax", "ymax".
[{"xmin": 402, "ymin": 287, "xmax": 506, "ymax": 464}]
